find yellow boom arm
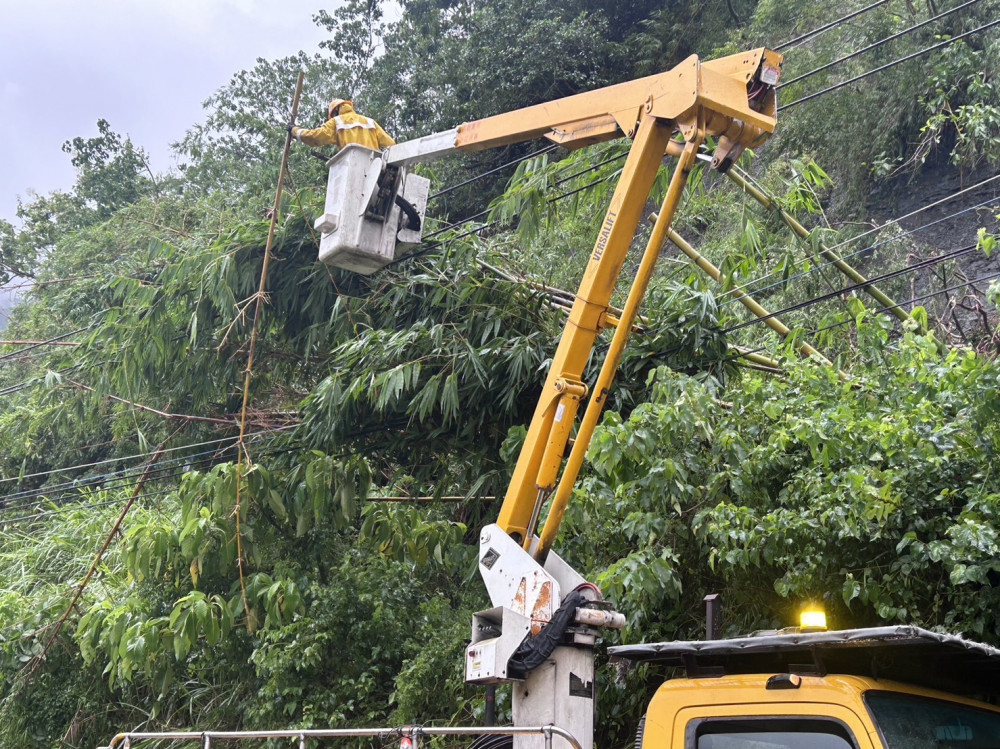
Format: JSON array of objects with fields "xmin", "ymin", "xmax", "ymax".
[{"xmin": 460, "ymin": 49, "xmax": 783, "ymax": 560}]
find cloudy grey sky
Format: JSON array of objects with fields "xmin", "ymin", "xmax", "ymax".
[{"xmin": 0, "ymin": 0, "xmax": 335, "ymax": 225}]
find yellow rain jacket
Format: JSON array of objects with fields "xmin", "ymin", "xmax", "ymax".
[{"xmin": 292, "ymin": 102, "xmax": 395, "ymax": 151}]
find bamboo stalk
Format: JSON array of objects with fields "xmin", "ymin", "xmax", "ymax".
[
  {"xmin": 663, "ymin": 224, "xmax": 834, "ymax": 367},
  {"xmin": 233, "ymin": 71, "xmax": 306, "ymax": 632},
  {"xmin": 726, "ymin": 165, "xmax": 926, "ymax": 334}
]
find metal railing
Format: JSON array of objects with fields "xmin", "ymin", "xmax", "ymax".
[{"xmin": 100, "ymin": 724, "xmax": 583, "ymax": 749}]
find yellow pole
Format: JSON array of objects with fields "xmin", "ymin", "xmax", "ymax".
[
  {"xmin": 664, "ymin": 226, "xmax": 833, "ymax": 366},
  {"xmin": 496, "ymin": 114, "xmax": 673, "ymax": 544},
  {"xmin": 535, "ymin": 137, "xmax": 703, "ymax": 561}
]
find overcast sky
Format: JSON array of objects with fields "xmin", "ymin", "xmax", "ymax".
[{"xmin": 0, "ymin": 0, "xmax": 336, "ymax": 225}]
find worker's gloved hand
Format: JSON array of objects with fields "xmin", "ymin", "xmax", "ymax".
[{"xmin": 285, "ymin": 125, "xmax": 294, "ymax": 135}]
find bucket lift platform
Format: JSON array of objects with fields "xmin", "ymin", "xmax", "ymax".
[{"xmin": 314, "ymin": 144, "xmax": 431, "ymax": 274}]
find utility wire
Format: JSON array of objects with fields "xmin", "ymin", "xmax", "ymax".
[
  {"xmin": 0, "ymin": 453, "xmax": 264, "ymax": 518},
  {"xmin": 0, "ymin": 431, "xmax": 295, "ymax": 521},
  {"xmin": 0, "ymin": 491, "xmax": 182, "ymax": 525},
  {"xmin": 0, "ymin": 427, "xmax": 296, "ymax": 513},
  {"xmin": 551, "ymin": 172, "xmax": 619, "ymax": 203},
  {"xmin": 719, "ymin": 171, "xmax": 1000, "ymax": 303},
  {"xmin": 778, "ymin": 0, "xmax": 984, "ymax": 88},
  {"xmin": 394, "ymin": 145, "xmax": 627, "ymax": 267},
  {"xmin": 720, "ymin": 193, "xmax": 1000, "ymax": 306},
  {"xmin": 0, "ymin": 365, "xmax": 84, "ymax": 397},
  {"xmin": 424, "ymin": 207, "xmax": 493, "ymax": 240},
  {"xmin": 724, "ymin": 242, "xmax": 979, "ymax": 333},
  {"xmin": 424, "ymin": 140, "xmax": 630, "ymax": 242},
  {"xmin": 0, "ymin": 327, "xmax": 92, "ymax": 365},
  {"xmin": 0, "ymin": 450, "xmax": 216, "ymax": 505},
  {"xmin": 724, "ymin": 270, "xmax": 1000, "ymax": 366},
  {"xmin": 430, "ymin": 144, "xmax": 559, "ymax": 200},
  {"xmin": 418, "ymin": 38, "xmax": 1000, "ymax": 268},
  {"xmin": 827, "ymin": 173, "xmax": 1000, "ymax": 254},
  {"xmin": 639, "ymin": 244, "xmax": 977, "ymax": 364},
  {"xmin": 0, "ymin": 447, "xmax": 236, "ymax": 511},
  {"xmin": 553, "ymin": 152, "xmax": 628, "ymax": 187},
  {"xmin": 0, "ymin": 451, "xmax": 229, "ymax": 511},
  {"xmin": 848, "ymin": 271, "xmax": 1000, "ymax": 325},
  {"xmin": 0, "ymin": 434, "xmax": 290, "ymax": 518},
  {"xmin": 774, "ymin": 0, "xmax": 893, "ymax": 50},
  {"xmin": 784, "ymin": 18, "xmax": 1000, "ymax": 109},
  {"xmin": 0, "ymin": 427, "xmax": 292, "ymax": 488}
]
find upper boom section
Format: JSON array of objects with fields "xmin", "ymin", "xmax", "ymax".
[
  {"xmin": 380, "ymin": 48, "xmax": 784, "ymax": 559},
  {"xmin": 455, "ymin": 49, "xmax": 780, "ymax": 154},
  {"xmin": 483, "ymin": 48, "xmax": 783, "ymax": 554},
  {"xmin": 385, "ymin": 49, "xmax": 782, "ymax": 171}
]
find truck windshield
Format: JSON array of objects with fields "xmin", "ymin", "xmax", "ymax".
[{"xmin": 866, "ymin": 691, "xmax": 1000, "ymax": 748}]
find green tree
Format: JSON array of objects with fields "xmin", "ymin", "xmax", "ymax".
[{"xmin": 62, "ymin": 119, "xmax": 156, "ymax": 219}]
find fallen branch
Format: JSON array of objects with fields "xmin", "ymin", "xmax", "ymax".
[
  {"xmin": 0, "ymin": 340, "xmax": 80, "ymax": 347},
  {"xmin": 64, "ymin": 379, "xmax": 292, "ymax": 430}
]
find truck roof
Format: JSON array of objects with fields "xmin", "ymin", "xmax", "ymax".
[{"xmin": 609, "ymin": 626, "xmax": 1000, "ymax": 698}]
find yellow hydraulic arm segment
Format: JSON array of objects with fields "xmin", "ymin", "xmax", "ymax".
[{"xmin": 476, "ymin": 49, "xmax": 784, "ymax": 560}]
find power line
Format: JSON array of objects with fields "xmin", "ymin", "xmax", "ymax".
[
  {"xmin": 720, "ymin": 170, "xmax": 1000, "ymax": 303},
  {"xmin": 784, "ymin": 18, "xmax": 1000, "ymax": 109},
  {"xmin": 828, "ymin": 173, "xmax": 1000, "ymax": 254},
  {"xmin": 430, "ymin": 144, "xmax": 559, "ymax": 200},
  {"xmin": 424, "ymin": 207, "xmax": 493, "ymax": 240},
  {"xmin": 0, "ymin": 464, "xmax": 207, "ymax": 520},
  {"xmin": 0, "ymin": 426, "xmax": 295, "ymax": 488},
  {"xmin": 778, "ymin": 0, "xmax": 985, "ymax": 88},
  {"xmin": 724, "ymin": 242, "xmax": 979, "ymax": 333},
  {"xmin": 394, "ymin": 144, "xmax": 629, "ymax": 268},
  {"xmin": 774, "ymin": 0, "xmax": 893, "ymax": 51},
  {"xmin": 0, "ymin": 416, "xmax": 406, "ymax": 518},
  {"xmin": 0, "ymin": 490, "xmax": 183, "ymax": 526},
  {"xmin": 4, "ymin": 459, "xmax": 224, "ymax": 518},
  {"xmin": 0, "ymin": 434, "xmax": 232, "ymax": 487},
  {"xmin": 413, "ymin": 39, "xmax": 1000, "ymax": 267},
  {"xmin": 0, "ymin": 447, "xmax": 229, "ymax": 511},
  {"xmin": 728, "ymin": 269, "xmax": 1000, "ymax": 366},
  {"xmin": 391, "ymin": 145, "xmax": 630, "ymax": 269},
  {"xmin": 424, "ymin": 140, "xmax": 633, "ymax": 243},
  {"xmin": 551, "ymin": 172, "xmax": 619, "ymax": 204},
  {"xmin": 854, "ymin": 270, "xmax": 1000, "ymax": 321},
  {"xmin": 0, "ymin": 364, "xmax": 85, "ymax": 397},
  {"xmin": 720, "ymin": 193, "xmax": 1000, "ymax": 306},
  {"xmin": 0, "ymin": 327, "xmax": 93, "ymax": 365},
  {"xmin": 0, "ymin": 438, "xmax": 291, "ymax": 518},
  {"xmin": 553, "ymin": 152, "xmax": 627, "ymax": 187},
  {"xmin": 0, "ymin": 450, "xmax": 227, "ymax": 511}
]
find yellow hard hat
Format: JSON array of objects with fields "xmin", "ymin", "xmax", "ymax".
[{"xmin": 328, "ymin": 98, "xmax": 353, "ymax": 118}]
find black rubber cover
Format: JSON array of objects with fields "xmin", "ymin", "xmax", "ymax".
[{"xmin": 507, "ymin": 590, "xmax": 586, "ymax": 678}]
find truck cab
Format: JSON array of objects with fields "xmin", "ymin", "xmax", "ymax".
[{"xmin": 612, "ymin": 626, "xmax": 1000, "ymax": 749}]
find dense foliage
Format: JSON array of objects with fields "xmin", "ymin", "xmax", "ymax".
[{"xmin": 0, "ymin": 0, "xmax": 998, "ymax": 747}]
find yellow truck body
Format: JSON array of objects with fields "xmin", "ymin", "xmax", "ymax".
[{"xmin": 616, "ymin": 625, "xmax": 1000, "ymax": 749}]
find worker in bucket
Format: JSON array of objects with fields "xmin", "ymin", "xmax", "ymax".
[{"xmin": 289, "ymin": 98, "xmax": 395, "ymax": 151}]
